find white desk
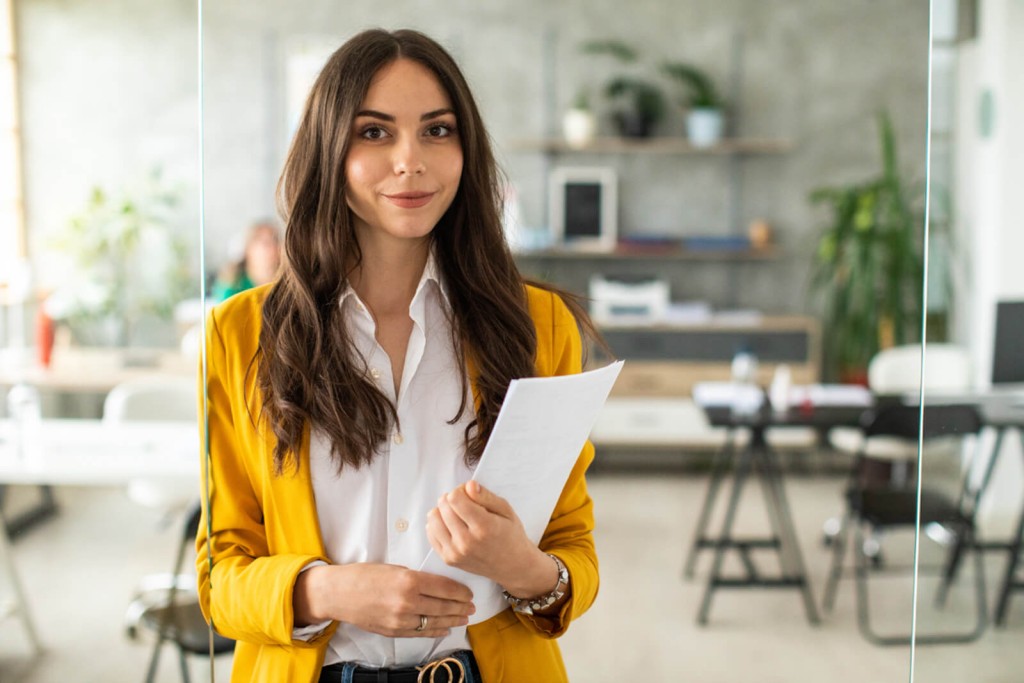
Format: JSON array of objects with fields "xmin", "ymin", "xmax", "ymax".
[
  {"xmin": 0, "ymin": 418, "xmax": 197, "ymax": 656},
  {"xmin": 0, "ymin": 347, "xmax": 193, "ymax": 394},
  {"xmin": 0, "ymin": 419, "xmax": 198, "ymax": 485}
]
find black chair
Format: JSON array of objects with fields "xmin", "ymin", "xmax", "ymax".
[
  {"xmin": 994, "ymin": 501, "xmax": 1024, "ymax": 626},
  {"xmin": 125, "ymin": 501, "xmax": 234, "ymax": 682},
  {"xmin": 822, "ymin": 403, "xmax": 988, "ymax": 645}
]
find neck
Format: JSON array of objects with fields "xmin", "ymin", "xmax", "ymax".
[{"xmin": 349, "ymin": 235, "xmax": 431, "ymax": 317}]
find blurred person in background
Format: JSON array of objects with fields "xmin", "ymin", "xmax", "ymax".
[{"xmin": 211, "ymin": 220, "xmax": 282, "ymax": 301}]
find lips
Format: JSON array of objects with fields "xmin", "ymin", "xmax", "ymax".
[{"xmin": 384, "ymin": 191, "xmax": 435, "ymax": 209}]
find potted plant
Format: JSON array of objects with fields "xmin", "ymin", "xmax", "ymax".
[
  {"xmin": 661, "ymin": 62, "xmax": 726, "ymax": 148},
  {"xmin": 809, "ymin": 112, "xmax": 937, "ymax": 383},
  {"xmin": 562, "ymin": 88, "xmax": 597, "ymax": 149},
  {"xmin": 580, "ymin": 39, "xmax": 667, "ymax": 139},
  {"xmin": 603, "ymin": 76, "xmax": 667, "ymax": 138},
  {"xmin": 44, "ymin": 169, "xmax": 194, "ymax": 347}
]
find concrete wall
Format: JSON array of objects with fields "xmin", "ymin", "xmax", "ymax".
[
  {"xmin": 16, "ymin": 0, "xmax": 200, "ymax": 284},
  {"xmin": 17, "ymin": 0, "xmax": 930, "ymax": 315}
]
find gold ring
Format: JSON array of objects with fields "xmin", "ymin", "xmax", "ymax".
[{"xmin": 415, "ymin": 614, "xmax": 427, "ymax": 632}]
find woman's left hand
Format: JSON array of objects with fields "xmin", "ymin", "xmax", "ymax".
[{"xmin": 426, "ymin": 481, "xmax": 557, "ymax": 598}]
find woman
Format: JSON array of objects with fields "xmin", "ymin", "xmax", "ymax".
[
  {"xmin": 197, "ymin": 28, "xmax": 599, "ymax": 683},
  {"xmin": 211, "ymin": 220, "xmax": 282, "ymax": 302}
]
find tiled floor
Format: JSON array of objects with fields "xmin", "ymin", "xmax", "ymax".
[{"xmin": 1, "ymin": 467, "xmax": 1020, "ymax": 682}]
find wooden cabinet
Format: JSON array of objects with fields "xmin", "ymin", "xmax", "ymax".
[{"xmin": 589, "ymin": 316, "xmax": 820, "ymax": 398}]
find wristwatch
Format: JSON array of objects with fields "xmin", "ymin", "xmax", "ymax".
[{"xmin": 502, "ymin": 553, "xmax": 570, "ymax": 615}]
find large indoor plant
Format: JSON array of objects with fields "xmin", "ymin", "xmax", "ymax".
[{"xmin": 809, "ymin": 112, "xmax": 932, "ymax": 383}]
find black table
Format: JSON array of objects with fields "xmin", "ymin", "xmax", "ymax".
[{"xmin": 685, "ymin": 400, "xmax": 868, "ymax": 625}]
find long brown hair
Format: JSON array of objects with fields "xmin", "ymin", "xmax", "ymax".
[{"xmin": 258, "ymin": 28, "xmax": 598, "ymax": 474}]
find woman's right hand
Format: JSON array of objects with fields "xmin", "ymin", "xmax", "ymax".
[{"xmin": 293, "ymin": 563, "xmax": 475, "ymax": 638}]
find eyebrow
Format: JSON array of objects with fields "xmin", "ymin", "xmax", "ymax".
[{"xmin": 354, "ymin": 108, "xmax": 456, "ymax": 122}]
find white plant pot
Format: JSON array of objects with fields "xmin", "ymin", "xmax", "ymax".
[
  {"xmin": 686, "ymin": 108, "xmax": 724, "ymax": 148},
  {"xmin": 562, "ymin": 108, "xmax": 597, "ymax": 149}
]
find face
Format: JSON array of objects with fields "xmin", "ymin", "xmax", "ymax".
[
  {"xmin": 344, "ymin": 58, "xmax": 463, "ymax": 251},
  {"xmin": 245, "ymin": 225, "xmax": 281, "ymax": 285}
]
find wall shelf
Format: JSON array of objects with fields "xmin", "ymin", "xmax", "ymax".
[
  {"xmin": 507, "ymin": 137, "xmax": 793, "ymax": 156},
  {"xmin": 515, "ymin": 246, "xmax": 780, "ymax": 262}
]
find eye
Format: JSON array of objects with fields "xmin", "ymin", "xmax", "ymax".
[
  {"xmin": 425, "ymin": 123, "xmax": 456, "ymax": 138},
  {"xmin": 358, "ymin": 124, "xmax": 390, "ymax": 140}
]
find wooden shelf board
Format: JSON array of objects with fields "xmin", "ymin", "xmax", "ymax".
[
  {"xmin": 515, "ymin": 246, "xmax": 780, "ymax": 261},
  {"xmin": 506, "ymin": 137, "xmax": 793, "ymax": 155}
]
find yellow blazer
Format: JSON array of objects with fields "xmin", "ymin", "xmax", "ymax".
[{"xmin": 196, "ymin": 283, "xmax": 598, "ymax": 682}]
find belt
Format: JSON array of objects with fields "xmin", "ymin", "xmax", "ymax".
[{"xmin": 320, "ymin": 651, "xmax": 476, "ymax": 683}]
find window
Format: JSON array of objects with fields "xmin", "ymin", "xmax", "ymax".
[{"xmin": 1, "ymin": 0, "xmax": 26, "ymax": 293}]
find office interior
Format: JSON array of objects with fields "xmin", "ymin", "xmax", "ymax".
[{"xmin": 1, "ymin": 0, "xmax": 1023, "ymax": 681}]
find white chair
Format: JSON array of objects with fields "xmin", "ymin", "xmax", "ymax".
[
  {"xmin": 103, "ymin": 376, "xmax": 199, "ymax": 516},
  {"xmin": 104, "ymin": 376, "xmax": 208, "ymax": 680},
  {"xmin": 868, "ymin": 343, "xmax": 972, "ymax": 396},
  {"xmin": 829, "ymin": 344, "xmax": 973, "ymax": 457}
]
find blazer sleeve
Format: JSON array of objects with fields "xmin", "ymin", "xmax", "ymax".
[
  {"xmin": 195, "ymin": 303, "xmax": 336, "ymax": 647},
  {"xmin": 516, "ymin": 289, "xmax": 599, "ymax": 638}
]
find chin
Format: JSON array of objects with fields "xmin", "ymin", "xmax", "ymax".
[{"xmin": 386, "ymin": 220, "xmax": 441, "ymax": 241}]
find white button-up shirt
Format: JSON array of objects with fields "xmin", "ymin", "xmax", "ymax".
[{"xmin": 305, "ymin": 254, "xmax": 482, "ymax": 667}]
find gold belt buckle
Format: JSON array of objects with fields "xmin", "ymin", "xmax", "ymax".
[{"xmin": 416, "ymin": 655, "xmax": 466, "ymax": 683}]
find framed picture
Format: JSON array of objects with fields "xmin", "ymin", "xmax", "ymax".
[{"xmin": 548, "ymin": 167, "xmax": 618, "ymax": 251}]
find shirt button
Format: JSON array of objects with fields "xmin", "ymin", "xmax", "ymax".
[
  {"xmin": 370, "ymin": 367, "xmax": 381, "ymax": 379},
  {"xmin": 392, "ymin": 433, "xmax": 404, "ymax": 445},
  {"xmin": 395, "ymin": 518, "xmax": 409, "ymax": 532}
]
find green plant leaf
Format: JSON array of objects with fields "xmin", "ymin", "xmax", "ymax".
[
  {"xmin": 580, "ymin": 39, "xmax": 638, "ymax": 62},
  {"xmin": 660, "ymin": 61, "xmax": 722, "ymax": 108}
]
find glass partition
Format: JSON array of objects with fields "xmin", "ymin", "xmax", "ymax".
[
  {"xmin": 197, "ymin": 2, "xmax": 931, "ymax": 683},
  {"xmin": 0, "ymin": 1, "xmax": 939, "ymax": 682},
  {"xmin": 915, "ymin": 0, "xmax": 1024, "ymax": 680}
]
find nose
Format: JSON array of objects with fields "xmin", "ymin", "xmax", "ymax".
[{"xmin": 393, "ymin": 136, "xmax": 426, "ymax": 176}]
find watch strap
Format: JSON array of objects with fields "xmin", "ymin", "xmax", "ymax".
[{"xmin": 502, "ymin": 553, "xmax": 569, "ymax": 615}]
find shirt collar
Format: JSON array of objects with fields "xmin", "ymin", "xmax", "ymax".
[{"xmin": 418, "ymin": 249, "xmax": 452, "ymax": 308}]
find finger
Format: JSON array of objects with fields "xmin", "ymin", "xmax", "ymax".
[
  {"xmin": 416, "ymin": 594, "xmax": 476, "ymax": 618},
  {"xmin": 379, "ymin": 618, "xmax": 454, "ymax": 639},
  {"xmin": 415, "ymin": 571, "xmax": 474, "ymax": 603},
  {"xmin": 437, "ymin": 493, "xmax": 471, "ymax": 535},
  {"xmin": 408, "ymin": 624, "xmax": 457, "ymax": 638},
  {"xmin": 464, "ymin": 480, "xmax": 515, "ymax": 518},
  {"xmin": 426, "ymin": 508, "xmax": 453, "ymax": 554},
  {"xmin": 444, "ymin": 487, "xmax": 490, "ymax": 530},
  {"xmin": 401, "ymin": 613, "xmax": 465, "ymax": 638}
]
